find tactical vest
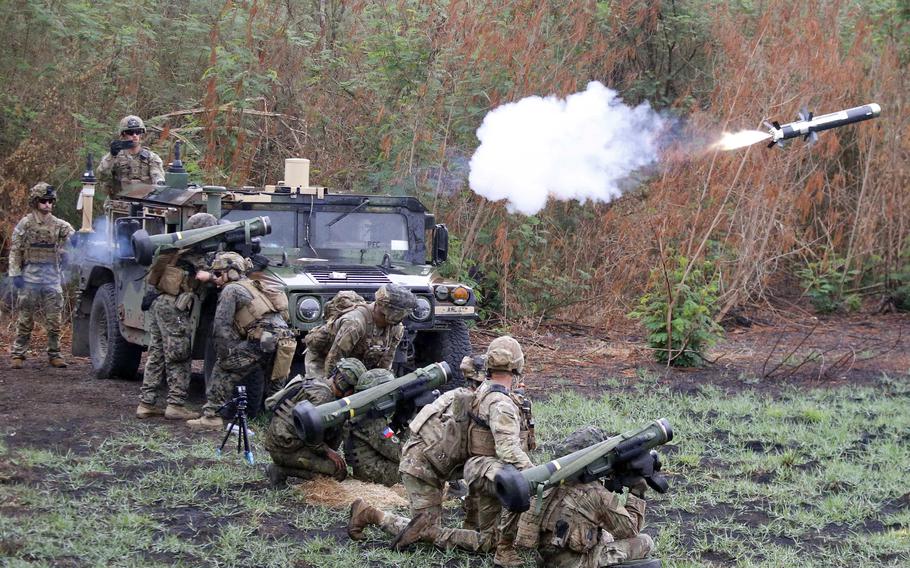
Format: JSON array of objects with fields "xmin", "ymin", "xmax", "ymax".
[
  {"xmin": 114, "ymin": 149, "xmax": 155, "ymax": 182},
  {"xmin": 23, "ymin": 215, "xmax": 65, "ymax": 265},
  {"xmin": 233, "ymin": 279, "xmax": 280, "ymax": 337},
  {"xmin": 408, "ymin": 387, "xmax": 475, "ymax": 478},
  {"xmin": 466, "ymin": 383, "xmax": 532, "ymax": 457}
]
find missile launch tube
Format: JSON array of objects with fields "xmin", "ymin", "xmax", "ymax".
[
  {"xmin": 293, "ymin": 362, "xmax": 451, "ymax": 445},
  {"xmin": 131, "ymin": 216, "xmax": 271, "ymax": 265}
]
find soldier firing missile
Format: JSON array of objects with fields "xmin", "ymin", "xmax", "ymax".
[
  {"xmin": 764, "ymin": 103, "xmax": 881, "ymax": 148},
  {"xmin": 494, "ymin": 418, "xmax": 673, "ymax": 512},
  {"xmin": 293, "ymin": 362, "xmax": 451, "ymax": 445}
]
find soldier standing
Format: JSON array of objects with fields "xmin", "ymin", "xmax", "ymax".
[
  {"xmin": 514, "ymin": 427, "xmax": 655, "ymax": 567},
  {"xmin": 187, "ymin": 252, "xmax": 293, "ymax": 430},
  {"xmin": 96, "ymin": 115, "xmax": 165, "ymax": 193},
  {"xmin": 343, "ymin": 368, "xmax": 403, "ymax": 487},
  {"xmin": 263, "ymin": 358, "xmax": 366, "ymax": 486},
  {"xmin": 304, "ymin": 283, "xmax": 417, "ymax": 379},
  {"xmin": 8, "ymin": 183, "xmax": 74, "ymax": 368},
  {"xmin": 136, "ymin": 212, "xmax": 217, "ymax": 421}
]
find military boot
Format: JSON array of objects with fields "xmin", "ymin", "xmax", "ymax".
[
  {"xmin": 136, "ymin": 402, "xmax": 165, "ymax": 419},
  {"xmin": 391, "ymin": 512, "xmax": 438, "ymax": 551},
  {"xmin": 49, "ymin": 356, "xmax": 67, "ymax": 368},
  {"xmin": 493, "ymin": 542, "xmax": 524, "ymax": 568},
  {"xmin": 348, "ymin": 498, "xmax": 385, "ymax": 541},
  {"xmin": 164, "ymin": 405, "xmax": 199, "ymax": 420},
  {"xmin": 266, "ymin": 464, "xmax": 291, "ymax": 488},
  {"xmin": 186, "ymin": 415, "xmax": 224, "ymax": 430},
  {"xmin": 10, "ymin": 357, "xmax": 24, "ymax": 369}
]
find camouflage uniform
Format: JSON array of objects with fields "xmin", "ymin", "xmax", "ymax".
[
  {"xmin": 96, "ymin": 115, "xmax": 164, "ymax": 194},
  {"xmin": 139, "ymin": 251, "xmax": 210, "ymax": 409},
  {"xmin": 515, "ymin": 427, "xmax": 654, "ymax": 567},
  {"xmin": 305, "ymin": 284, "xmax": 417, "ymax": 378},
  {"xmin": 343, "ymin": 369, "xmax": 403, "ymax": 487},
  {"xmin": 9, "ymin": 184, "xmax": 75, "ymax": 363}
]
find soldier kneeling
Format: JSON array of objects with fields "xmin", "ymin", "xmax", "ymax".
[{"xmin": 344, "ymin": 368, "xmax": 404, "ymax": 487}]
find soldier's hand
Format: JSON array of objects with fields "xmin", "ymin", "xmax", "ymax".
[
  {"xmin": 109, "ymin": 139, "xmax": 135, "ymax": 156},
  {"xmin": 325, "ymin": 448, "xmax": 348, "ymax": 481},
  {"xmin": 12, "ymin": 275, "xmax": 25, "ymax": 289}
]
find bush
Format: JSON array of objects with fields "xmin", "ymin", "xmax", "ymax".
[
  {"xmin": 630, "ymin": 255, "xmax": 723, "ymax": 367},
  {"xmin": 796, "ymin": 256, "xmax": 860, "ymax": 314}
]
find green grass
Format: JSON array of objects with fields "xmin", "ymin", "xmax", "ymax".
[{"xmin": 0, "ymin": 375, "xmax": 908, "ymax": 567}]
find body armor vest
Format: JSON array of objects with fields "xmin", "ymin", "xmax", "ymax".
[
  {"xmin": 466, "ymin": 383, "xmax": 532, "ymax": 457},
  {"xmin": 233, "ymin": 279, "xmax": 279, "ymax": 336},
  {"xmin": 24, "ymin": 216, "xmax": 64, "ymax": 265}
]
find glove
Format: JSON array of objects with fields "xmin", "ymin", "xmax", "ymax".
[
  {"xmin": 627, "ymin": 477, "xmax": 649, "ymax": 498},
  {"xmin": 325, "ymin": 448, "xmax": 348, "ymax": 481},
  {"xmin": 109, "ymin": 139, "xmax": 135, "ymax": 156},
  {"xmin": 12, "ymin": 275, "xmax": 25, "ymax": 289}
]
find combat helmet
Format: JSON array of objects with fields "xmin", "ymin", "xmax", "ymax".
[
  {"xmin": 119, "ymin": 115, "xmax": 146, "ymax": 134},
  {"xmin": 374, "ymin": 283, "xmax": 418, "ymax": 324},
  {"xmin": 331, "ymin": 358, "xmax": 368, "ymax": 395},
  {"xmin": 356, "ymin": 368, "xmax": 395, "ymax": 392},
  {"xmin": 553, "ymin": 426, "xmax": 611, "ymax": 457},
  {"xmin": 211, "ymin": 251, "xmax": 251, "ymax": 281},
  {"xmin": 485, "ymin": 335, "xmax": 524, "ymax": 375},
  {"xmin": 28, "ymin": 182, "xmax": 57, "ymax": 207},
  {"xmin": 185, "ymin": 212, "xmax": 218, "ymax": 230}
]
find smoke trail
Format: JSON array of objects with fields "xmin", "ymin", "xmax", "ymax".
[{"xmin": 468, "ymin": 81, "xmax": 665, "ymax": 215}]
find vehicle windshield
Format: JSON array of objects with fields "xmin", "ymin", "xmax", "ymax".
[
  {"xmin": 221, "ymin": 209, "xmax": 297, "ymax": 248},
  {"xmin": 307, "ymin": 211, "xmax": 409, "ymax": 262}
]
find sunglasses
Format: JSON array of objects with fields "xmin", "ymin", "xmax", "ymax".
[
  {"xmin": 212, "ymin": 270, "xmax": 225, "ymax": 277},
  {"xmin": 121, "ymin": 129, "xmax": 145, "ymax": 136},
  {"xmin": 38, "ymin": 198, "xmax": 56, "ymax": 205}
]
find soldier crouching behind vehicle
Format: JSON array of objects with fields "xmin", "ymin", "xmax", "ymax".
[
  {"xmin": 136, "ymin": 212, "xmax": 217, "ymax": 421},
  {"xmin": 343, "ymin": 368, "xmax": 404, "ymax": 487},
  {"xmin": 187, "ymin": 251, "xmax": 294, "ymax": 430},
  {"xmin": 9, "ymin": 183, "xmax": 74, "ymax": 369},
  {"xmin": 262, "ymin": 358, "xmax": 366, "ymax": 487}
]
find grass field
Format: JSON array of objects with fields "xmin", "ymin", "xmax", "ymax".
[{"xmin": 1, "ymin": 375, "xmax": 908, "ymax": 567}]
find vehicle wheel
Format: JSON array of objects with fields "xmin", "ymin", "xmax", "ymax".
[
  {"xmin": 413, "ymin": 320, "xmax": 472, "ymax": 389},
  {"xmin": 89, "ymin": 282, "xmax": 142, "ymax": 380}
]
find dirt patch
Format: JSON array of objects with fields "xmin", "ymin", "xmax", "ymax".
[{"xmin": 299, "ymin": 477, "xmax": 409, "ymax": 509}]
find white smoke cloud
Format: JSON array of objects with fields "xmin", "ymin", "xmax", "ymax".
[{"xmin": 468, "ymin": 81, "xmax": 665, "ymax": 215}]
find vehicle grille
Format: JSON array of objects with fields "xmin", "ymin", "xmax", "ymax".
[{"xmin": 304, "ymin": 265, "xmax": 392, "ymax": 285}]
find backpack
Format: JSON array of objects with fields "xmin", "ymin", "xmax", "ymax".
[
  {"xmin": 408, "ymin": 387, "xmax": 475, "ymax": 479},
  {"xmin": 304, "ymin": 290, "xmax": 369, "ymax": 354}
]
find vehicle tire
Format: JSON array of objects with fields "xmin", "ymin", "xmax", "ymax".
[
  {"xmin": 89, "ymin": 282, "xmax": 142, "ymax": 380},
  {"xmin": 413, "ymin": 320, "xmax": 472, "ymax": 389}
]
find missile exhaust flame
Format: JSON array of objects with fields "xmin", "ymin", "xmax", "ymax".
[{"xmin": 711, "ymin": 130, "xmax": 772, "ymax": 151}]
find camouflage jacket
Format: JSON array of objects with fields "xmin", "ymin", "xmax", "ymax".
[
  {"xmin": 97, "ymin": 147, "xmax": 164, "ymax": 192},
  {"xmin": 518, "ymin": 481, "xmax": 645, "ymax": 562},
  {"xmin": 9, "ymin": 212, "xmax": 75, "ymax": 287},
  {"xmin": 463, "ymin": 380, "xmax": 534, "ymax": 481},
  {"xmin": 399, "ymin": 387, "xmax": 474, "ymax": 484},
  {"xmin": 264, "ymin": 378, "xmax": 341, "ymax": 453},
  {"xmin": 213, "ymin": 279, "xmax": 289, "ymax": 358},
  {"xmin": 323, "ymin": 304, "xmax": 404, "ymax": 375}
]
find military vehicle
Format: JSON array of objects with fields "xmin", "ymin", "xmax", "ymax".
[{"xmin": 70, "ymin": 150, "xmax": 476, "ymax": 388}]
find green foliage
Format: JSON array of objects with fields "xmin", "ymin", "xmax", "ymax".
[
  {"xmin": 630, "ymin": 255, "xmax": 723, "ymax": 367},
  {"xmin": 796, "ymin": 256, "xmax": 860, "ymax": 314}
]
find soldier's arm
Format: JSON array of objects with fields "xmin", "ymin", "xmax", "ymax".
[
  {"xmin": 149, "ymin": 152, "xmax": 165, "ymax": 184},
  {"xmin": 361, "ymin": 419, "xmax": 401, "ymax": 461},
  {"xmin": 489, "ymin": 398, "xmax": 534, "ymax": 470},
  {"xmin": 8, "ymin": 219, "xmax": 28, "ymax": 277},
  {"xmin": 324, "ymin": 317, "xmax": 364, "ymax": 375},
  {"xmin": 586, "ymin": 484, "xmax": 642, "ymax": 538},
  {"xmin": 376, "ymin": 324, "xmax": 404, "ymax": 370},
  {"xmin": 213, "ymin": 285, "xmax": 251, "ymax": 353},
  {"xmin": 96, "ymin": 153, "xmax": 115, "ymax": 179}
]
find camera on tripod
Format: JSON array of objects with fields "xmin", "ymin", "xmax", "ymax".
[{"xmin": 217, "ymin": 385, "xmax": 254, "ymax": 465}]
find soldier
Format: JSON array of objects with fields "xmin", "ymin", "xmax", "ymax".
[
  {"xmin": 263, "ymin": 358, "xmax": 366, "ymax": 486},
  {"xmin": 304, "ymin": 284, "xmax": 418, "ymax": 379},
  {"xmin": 97, "ymin": 115, "xmax": 165, "ymax": 194},
  {"xmin": 136, "ymin": 212, "xmax": 217, "ymax": 421},
  {"xmin": 343, "ymin": 368, "xmax": 403, "ymax": 487},
  {"xmin": 8, "ymin": 183, "xmax": 75, "ymax": 368},
  {"xmin": 514, "ymin": 426, "xmax": 655, "ymax": 567},
  {"xmin": 187, "ymin": 251, "xmax": 293, "ymax": 430}
]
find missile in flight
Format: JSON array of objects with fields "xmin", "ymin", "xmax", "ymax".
[{"xmin": 764, "ymin": 103, "xmax": 881, "ymax": 149}]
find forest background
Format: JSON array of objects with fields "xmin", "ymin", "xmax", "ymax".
[{"xmin": 0, "ymin": 0, "xmax": 907, "ymax": 333}]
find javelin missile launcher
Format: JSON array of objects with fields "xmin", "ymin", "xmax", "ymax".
[
  {"xmin": 293, "ymin": 361, "xmax": 451, "ymax": 444},
  {"xmin": 131, "ymin": 216, "xmax": 272, "ymax": 266},
  {"xmin": 495, "ymin": 418, "xmax": 673, "ymax": 513}
]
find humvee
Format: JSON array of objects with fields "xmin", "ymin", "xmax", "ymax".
[{"xmin": 70, "ymin": 154, "xmax": 476, "ymax": 389}]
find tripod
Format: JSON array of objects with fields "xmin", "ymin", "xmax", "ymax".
[{"xmin": 217, "ymin": 385, "xmax": 255, "ymax": 465}]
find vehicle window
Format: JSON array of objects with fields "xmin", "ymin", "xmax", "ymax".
[
  {"xmin": 309, "ymin": 212, "xmax": 409, "ymax": 259},
  {"xmin": 221, "ymin": 209, "xmax": 296, "ymax": 248}
]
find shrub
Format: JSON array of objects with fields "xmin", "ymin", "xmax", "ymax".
[{"xmin": 795, "ymin": 256, "xmax": 860, "ymax": 314}]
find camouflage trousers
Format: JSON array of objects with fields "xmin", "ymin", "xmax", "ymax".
[
  {"xmin": 538, "ymin": 533, "xmax": 655, "ymax": 568},
  {"xmin": 11, "ymin": 284, "xmax": 64, "ymax": 359},
  {"xmin": 376, "ymin": 472, "xmax": 493, "ymax": 553},
  {"xmin": 140, "ymin": 295, "xmax": 192, "ymax": 407},
  {"xmin": 263, "ymin": 433, "xmax": 339, "ymax": 478},
  {"xmin": 345, "ymin": 438, "xmax": 401, "ymax": 487},
  {"xmin": 463, "ymin": 457, "xmax": 520, "ymax": 549},
  {"xmin": 202, "ymin": 341, "xmax": 264, "ymax": 417}
]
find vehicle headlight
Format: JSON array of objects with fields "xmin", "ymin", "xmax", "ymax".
[
  {"xmin": 434, "ymin": 285, "xmax": 450, "ymax": 301},
  {"xmin": 296, "ymin": 296, "xmax": 322, "ymax": 322},
  {"xmin": 412, "ymin": 296, "xmax": 432, "ymax": 321},
  {"xmin": 450, "ymin": 286, "xmax": 470, "ymax": 305}
]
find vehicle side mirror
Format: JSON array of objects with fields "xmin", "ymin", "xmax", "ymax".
[{"xmin": 432, "ymin": 224, "xmax": 449, "ymax": 265}]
